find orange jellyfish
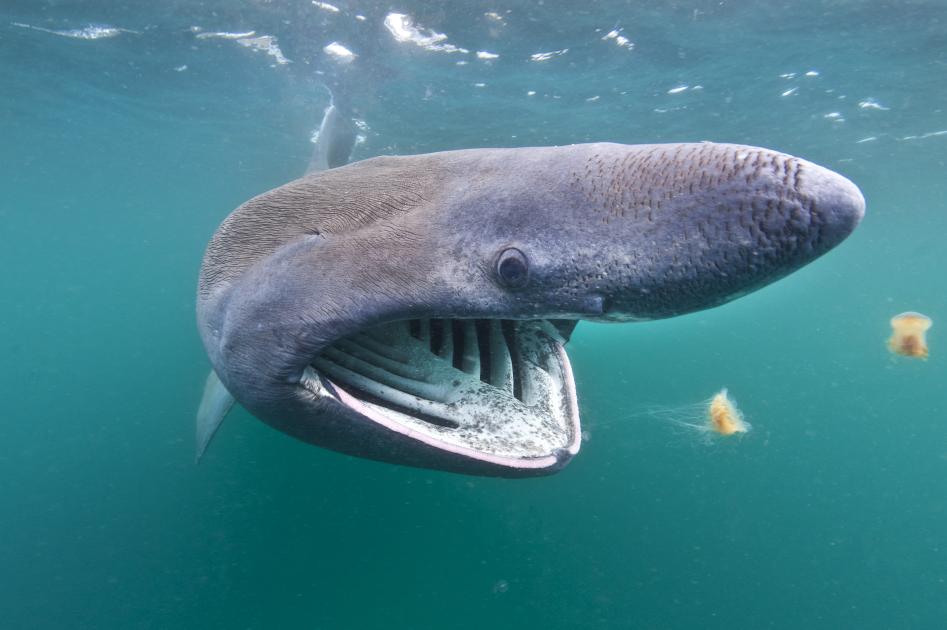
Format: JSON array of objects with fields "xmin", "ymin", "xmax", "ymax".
[
  {"xmin": 887, "ymin": 311, "xmax": 932, "ymax": 359},
  {"xmin": 707, "ymin": 388, "xmax": 750, "ymax": 436},
  {"xmin": 641, "ymin": 388, "xmax": 750, "ymax": 441}
]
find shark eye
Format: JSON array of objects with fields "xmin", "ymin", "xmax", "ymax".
[{"xmin": 496, "ymin": 247, "xmax": 529, "ymax": 289}]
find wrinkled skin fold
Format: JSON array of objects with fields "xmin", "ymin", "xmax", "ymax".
[{"xmin": 197, "ymin": 142, "xmax": 864, "ymax": 476}]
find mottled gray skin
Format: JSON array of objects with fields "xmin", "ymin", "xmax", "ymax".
[{"xmin": 197, "ymin": 142, "xmax": 864, "ymax": 475}]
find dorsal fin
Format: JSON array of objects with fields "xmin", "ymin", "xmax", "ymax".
[
  {"xmin": 195, "ymin": 370, "xmax": 236, "ymax": 462},
  {"xmin": 306, "ymin": 99, "xmax": 356, "ymax": 174}
]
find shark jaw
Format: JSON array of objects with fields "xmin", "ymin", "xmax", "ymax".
[{"xmin": 300, "ymin": 318, "xmax": 581, "ymax": 471}]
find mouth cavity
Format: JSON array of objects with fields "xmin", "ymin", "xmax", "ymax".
[{"xmin": 300, "ymin": 318, "xmax": 581, "ymax": 463}]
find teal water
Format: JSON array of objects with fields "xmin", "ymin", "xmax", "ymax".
[{"xmin": 2, "ymin": 1, "xmax": 945, "ymax": 628}]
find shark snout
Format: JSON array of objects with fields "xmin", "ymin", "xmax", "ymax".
[
  {"xmin": 571, "ymin": 143, "xmax": 866, "ymax": 320},
  {"xmin": 797, "ymin": 161, "xmax": 865, "ymax": 252}
]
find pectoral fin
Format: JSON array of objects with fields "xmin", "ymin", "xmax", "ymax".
[{"xmin": 195, "ymin": 370, "xmax": 236, "ymax": 462}]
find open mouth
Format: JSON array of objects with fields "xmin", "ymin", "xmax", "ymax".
[{"xmin": 299, "ymin": 319, "xmax": 581, "ymax": 468}]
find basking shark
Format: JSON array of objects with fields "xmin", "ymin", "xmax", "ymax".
[{"xmin": 195, "ymin": 111, "xmax": 864, "ymax": 476}]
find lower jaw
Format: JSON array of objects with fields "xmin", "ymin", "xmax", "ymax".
[{"xmin": 301, "ymin": 318, "xmax": 582, "ymax": 466}]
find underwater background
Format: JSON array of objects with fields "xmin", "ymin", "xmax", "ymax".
[{"xmin": 2, "ymin": 1, "xmax": 945, "ymax": 628}]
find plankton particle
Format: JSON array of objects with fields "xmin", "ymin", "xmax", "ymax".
[{"xmin": 888, "ymin": 311, "xmax": 932, "ymax": 359}]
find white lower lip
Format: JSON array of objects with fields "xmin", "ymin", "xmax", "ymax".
[{"xmin": 331, "ymin": 380, "xmax": 575, "ymax": 469}]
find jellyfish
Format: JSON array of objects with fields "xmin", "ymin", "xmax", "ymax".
[
  {"xmin": 640, "ymin": 388, "xmax": 751, "ymax": 441},
  {"xmin": 707, "ymin": 388, "xmax": 750, "ymax": 436},
  {"xmin": 888, "ymin": 311, "xmax": 932, "ymax": 359}
]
